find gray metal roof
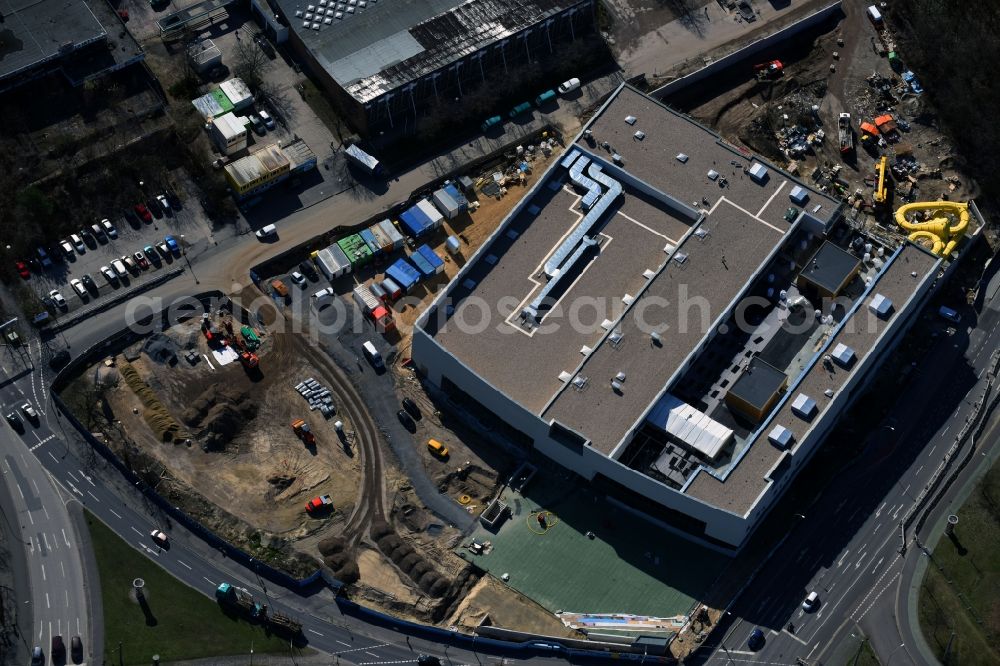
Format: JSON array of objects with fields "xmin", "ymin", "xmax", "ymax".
[
  {"xmin": 0, "ymin": 0, "xmax": 107, "ymax": 80},
  {"xmin": 273, "ymin": 0, "xmax": 581, "ymax": 103}
]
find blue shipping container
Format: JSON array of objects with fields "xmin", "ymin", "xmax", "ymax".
[
  {"xmin": 409, "ymin": 251, "xmax": 435, "ymax": 277},
  {"xmin": 399, "ymin": 208, "xmax": 430, "ymax": 237},
  {"xmin": 359, "ymin": 228, "xmax": 382, "ymax": 256},
  {"xmin": 415, "ymin": 245, "xmax": 444, "ymax": 274},
  {"xmin": 443, "ymin": 183, "xmax": 469, "ymax": 211},
  {"xmin": 387, "ymin": 258, "xmax": 420, "ymax": 291}
]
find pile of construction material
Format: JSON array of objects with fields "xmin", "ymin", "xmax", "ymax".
[{"xmin": 295, "ymin": 378, "xmax": 335, "ymax": 417}]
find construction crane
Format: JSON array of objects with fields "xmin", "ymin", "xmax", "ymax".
[{"xmin": 873, "ymin": 156, "xmax": 890, "ymax": 205}]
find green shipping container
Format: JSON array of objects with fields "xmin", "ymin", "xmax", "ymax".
[{"xmin": 337, "ymin": 234, "xmax": 373, "ymax": 268}]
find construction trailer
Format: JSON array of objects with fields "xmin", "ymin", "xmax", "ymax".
[
  {"xmin": 337, "ymin": 234, "xmax": 373, "ymax": 268},
  {"xmin": 386, "ymin": 258, "xmax": 420, "ymax": 292},
  {"xmin": 376, "ymin": 219, "xmax": 405, "ymax": 250},
  {"xmin": 415, "ymin": 244, "xmax": 445, "ymax": 275},
  {"xmin": 359, "ymin": 227, "xmax": 383, "ymax": 257},
  {"xmin": 312, "ymin": 244, "xmax": 352, "ymax": 279}
]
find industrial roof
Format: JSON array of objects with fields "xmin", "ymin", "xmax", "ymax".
[
  {"xmin": 726, "ymin": 358, "xmax": 788, "ymax": 412},
  {"xmin": 798, "ymin": 241, "xmax": 862, "ymax": 295},
  {"xmin": 271, "ymin": 0, "xmax": 585, "ymax": 103},
  {"xmin": 685, "ymin": 242, "xmax": 940, "ymax": 513},
  {"xmin": 424, "ymin": 85, "xmax": 842, "ymax": 455},
  {"xmin": 223, "ymin": 144, "xmax": 289, "ymax": 187},
  {"xmin": 0, "ymin": 0, "xmax": 106, "ymax": 81}
]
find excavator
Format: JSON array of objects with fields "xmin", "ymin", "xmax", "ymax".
[
  {"xmin": 754, "ymin": 60, "xmax": 784, "ymax": 81},
  {"xmin": 894, "ymin": 201, "xmax": 970, "ymax": 257}
]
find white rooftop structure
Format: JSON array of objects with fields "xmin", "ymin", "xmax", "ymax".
[
  {"xmin": 869, "ymin": 293, "xmax": 894, "ymax": 318},
  {"xmin": 748, "ymin": 162, "xmax": 769, "ymax": 184},
  {"xmin": 219, "ymin": 77, "xmax": 253, "ymax": 110},
  {"xmin": 768, "ymin": 424, "xmax": 793, "ymax": 449},
  {"xmin": 791, "ymin": 393, "xmax": 818, "ymax": 420},
  {"xmin": 789, "ymin": 185, "xmax": 809, "ymax": 206},
  {"xmin": 831, "ymin": 342, "xmax": 856, "ymax": 367},
  {"xmin": 645, "ymin": 394, "xmax": 734, "ymax": 461},
  {"xmin": 212, "ymin": 112, "xmax": 247, "ymax": 141}
]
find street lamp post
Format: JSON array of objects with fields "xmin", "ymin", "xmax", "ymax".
[
  {"xmin": 886, "ymin": 642, "xmax": 906, "ymax": 665},
  {"xmin": 179, "ymin": 235, "xmax": 198, "ymax": 284}
]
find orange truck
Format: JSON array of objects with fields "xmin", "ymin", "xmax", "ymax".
[{"xmin": 292, "ymin": 419, "xmax": 315, "ymax": 445}]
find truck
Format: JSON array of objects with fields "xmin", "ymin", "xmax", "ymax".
[
  {"xmin": 216, "ymin": 582, "xmax": 265, "ymax": 619},
  {"xmin": 838, "ymin": 113, "xmax": 854, "ymax": 154},
  {"xmin": 352, "ymin": 285, "xmax": 396, "ymax": 333},
  {"xmin": 753, "ymin": 60, "xmax": 783, "ymax": 81},
  {"xmin": 292, "ymin": 418, "xmax": 315, "ymax": 445},
  {"xmin": 305, "ymin": 494, "xmax": 333, "ymax": 514},
  {"xmin": 266, "ymin": 609, "xmax": 303, "ymax": 636},
  {"xmin": 240, "ymin": 326, "xmax": 260, "ymax": 350},
  {"xmin": 344, "ymin": 144, "xmax": 385, "ymax": 177},
  {"xmin": 239, "ymin": 351, "xmax": 259, "ymax": 369}
]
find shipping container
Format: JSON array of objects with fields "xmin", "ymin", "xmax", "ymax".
[
  {"xmin": 368, "ymin": 281, "xmax": 388, "ymax": 303},
  {"xmin": 399, "ymin": 207, "xmax": 431, "ymax": 237},
  {"xmin": 368, "ymin": 224, "xmax": 394, "ymax": 252},
  {"xmin": 353, "ymin": 285, "xmax": 381, "ymax": 313},
  {"xmin": 415, "ymin": 245, "xmax": 445, "ymax": 275},
  {"xmin": 345, "ymin": 144, "xmax": 385, "ymax": 176},
  {"xmin": 409, "ymin": 250, "xmax": 435, "ymax": 278},
  {"xmin": 415, "ymin": 199, "xmax": 444, "ymax": 229},
  {"xmin": 359, "ymin": 228, "xmax": 382, "ymax": 257},
  {"xmin": 377, "ymin": 219, "xmax": 405, "ymax": 250},
  {"xmin": 432, "ymin": 187, "xmax": 461, "ymax": 219},
  {"xmin": 312, "ymin": 245, "xmax": 352, "ymax": 279},
  {"xmin": 387, "ymin": 258, "xmax": 420, "ymax": 291},
  {"xmin": 380, "ymin": 276, "xmax": 403, "ymax": 300},
  {"xmin": 337, "ymin": 234, "xmax": 373, "ymax": 268},
  {"xmin": 443, "ymin": 182, "xmax": 469, "ymax": 210}
]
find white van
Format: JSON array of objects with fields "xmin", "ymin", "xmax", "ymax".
[
  {"xmin": 255, "ymin": 224, "xmax": 277, "ymax": 240},
  {"xmin": 362, "ymin": 340, "xmax": 383, "ymax": 369}
]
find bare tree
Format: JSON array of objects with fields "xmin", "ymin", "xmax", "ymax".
[{"xmin": 233, "ymin": 38, "xmax": 271, "ymax": 91}]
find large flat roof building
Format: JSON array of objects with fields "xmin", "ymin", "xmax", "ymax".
[
  {"xmin": 412, "ymin": 85, "xmax": 947, "ymax": 550},
  {"xmin": 0, "ymin": 0, "xmax": 143, "ymax": 92},
  {"xmin": 256, "ymin": 0, "xmax": 594, "ymax": 133}
]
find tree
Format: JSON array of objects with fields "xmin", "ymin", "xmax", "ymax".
[{"xmin": 233, "ymin": 37, "xmax": 270, "ymax": 91}]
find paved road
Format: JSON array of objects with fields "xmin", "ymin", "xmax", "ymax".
[
  {"xmin": 693, "ymin": 272, "xmax": 1000, "ymax": 665},
  {"xmin": 0, "ymin": 343, "xmax": 91, "ymax": 664}
]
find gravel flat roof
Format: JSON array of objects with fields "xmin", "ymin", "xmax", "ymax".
[{"xmin": 685, "ymin": 243, "xmax": 940, "ymax": 513}]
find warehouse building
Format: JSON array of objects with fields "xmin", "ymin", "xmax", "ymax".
[
  {"xmin": 257, "ymin": 0, "xmax": 595, "ymax": 133},
  {"xmin": 412, "ymin": 85, "xmax": 947, "ymax": 551},
  {"xmin": 0, "ymin": 0, "xmax": 143, "ymax": 93}
]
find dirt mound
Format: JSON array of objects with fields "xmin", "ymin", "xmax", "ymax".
[
  {"xmin": 374, "ymin": 527, "xmax": 449, "ymax": 598},
  {"xmin": 324, "ymin": 551, "xmax": 360, "ymax": 584},
  {"xmin": 267, "ymin": 475, "xmax": 295, "ymax": 493},
  {"xmin": 318, "ymin": 537, "xmax": 346, "ymax": 556},
  {"xmin": 182, "ymin": 386, "xmax": 257, "ymax": 450},
  {"xmin": 119, "ymin": 362, "xmax": 189, "ymax": 442}
]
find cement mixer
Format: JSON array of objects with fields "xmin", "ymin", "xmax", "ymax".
[{"xmin": 894, "ymin": 201, "xmax": 969, "ymax": 257}]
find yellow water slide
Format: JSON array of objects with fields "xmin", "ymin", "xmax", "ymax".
[{"xmin": 894, "ymin": 201, "xmax": 970, "ymax": 257}]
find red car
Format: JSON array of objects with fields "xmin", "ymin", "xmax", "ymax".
[
  {"xmin": 133, "ymin": 251, "xmax": 149, "ymax": 269},
  {"xmin": 134, "ymin": 203, "xmax": 152, "ymax": 223},
  {"xmin": 15, "ymin": 261, "xmax": 29, "ymax": 279}
]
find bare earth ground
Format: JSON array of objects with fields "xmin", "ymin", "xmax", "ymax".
[{"xmin": 447, "ymin": 577, "xmax": 576, "ymax": 638}]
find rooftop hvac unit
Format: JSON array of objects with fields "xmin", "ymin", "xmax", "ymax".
[
  {"xmin": 634, "ymin": 130, "xmax": 646, "ymax": 140},
  {"xmin": 611, "ymin": 379, "xmax": 624, "ymax": 393},
  {"xmin": 572, "ymin": 375, "xmax": 589, "ymax": 390},
  {"xmin": 612, "ymin": 153, "xmax": 623, "ymax": 164},
  {"xmin": 707, "ymin": 169, "xmax": 719, "ymax": 180},
  {"xmin": 676, "ymin": 153, "xmax": 689, "ymax": 163},
  {"xmin": 609, "ymin": 330, "xmax": 624, "ymax": 346},
  {"xmin": 625, "ymin": 115, "xmax": 637, "ymax": 125},
  {"xmin": 650, "ymin": 330, "xmax": 662, "ymax": 346},
  {"xmin": 615, "ymin": 371, "xmax": 626, "ymax": 382}
]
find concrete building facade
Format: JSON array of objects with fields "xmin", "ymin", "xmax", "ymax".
[{"xmin": 412, "ymin": 85, "xmax": 949, "ymax": 551}]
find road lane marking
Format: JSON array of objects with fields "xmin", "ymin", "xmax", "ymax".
[
  {"xmin": 875, "ymin": 502, "xmax": 886, "ymax": 517},
  {"xmin": 65, "ymin": 590, "xmax": 69, "ymax": 607},
  {"xmin": 26, "ymin": 510, "xmax": 34, "ymax": 525},
  {"xmin": 79, "ymin": 470, "xmax": 95, "ymax": 486},
  {"xmin": 41, "ymin": 564, "xmax": 46, "ymax": 581},
  {"xmin": 87, "ymin": 490, "xmax": 101, "ymax": 503},
  {"xmin": 42, "ymin": 533, "xmax": 50, "ymax": 551},
  {"xmin": 892, "ymin": 504, "xmax": 904, "ymax": 520},
  {"xmin": 870, "ymin": 556, "xmax": 885, "ymax": 574},
  {"xmin": 837, "ymin": 550, "xmax": 850, "ymax": 567},
  {"xmin": 178, "ymin": 560, "xmax": 192, "ymax": 570},
  {"xmin": 929, "ymin": 444, "xmax": 937, "ymax": 456},
  {"xmin": 45, "ymin": 593, "xmax": 50, "ymax": 609},
  {"xmin": 51, "ymin": 532, "xmax": 59, "ymax": 550},
  {"xmin": 109, "ymin": 508, "xmax": 122, "ymax": 519},
  {"xmin": 130, "ymin": 526, "xmax": 143, "ymax": 536},
  {"xmin": 15, "ymin": 482, "xmax": 23, "ymax": 499},
  {"xmin": 916, "ymin": 465, "xmax": 924, "ymax": 476},
  {"xmin": 42, "ymin": 504, "xmax": 49, "ymax": 520},
  {"xmin": 48, "ymin": 452, "xmax": 58, "ymax": 463},
  {"xmin": 337, "ymin": 640, "xmax": 351, "ymax": 647},
  {"xmin": 203, "ymin": 577, "xmax": 216, "ymax": 586},
  {"xmin": 942, "ymin": 426, "xmax": 950, "ymax": 436},
  {"xmin": 873, "ymin": 522, "xmax": 881, "ymax": 534},
  {"xmin": 62, "ymin": 529, "xmax": 70, "ymax": 547},
  {"xmin": 60, "ymin": 562, "xmax": 65, "ymax": 578},
  {"xmin": 365, "ymin": 651, "xmax": 380, "ymax": 657},
  {"xmin": 308, "ymin": 629, "xmax": 325, "ymax": 636},
  {"xmin": 67, "ymin": 471, "xmax": 79, "ymax": 482}
]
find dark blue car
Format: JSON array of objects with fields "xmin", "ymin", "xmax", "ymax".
[
  {"xmin": 747, "ymin": 628, "xmax": 765, "ymax": 651},
  {"xmin": 164, "ymin": 235, "xmax": 180, "ymax": 255}
]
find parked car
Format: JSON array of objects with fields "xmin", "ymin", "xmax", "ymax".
[
  {"xmin": 112, "ymin": 258, "xmax": 128, "ymax": 277},
  {"xmin": 121, "ymin": 255, "xmax": 138, "ymax": 273},
  {"xmin": 802, "ymin": 591, "xmax": 820, "ymax": 611},
  {"xmin": 313, "ymin": 287, "xmax": 335, "ymax": 300},
  {"xmin": 15, "ymin": 261, "xmax": 29, "ymax": 279},
  {"xmin": 397, "ymin": 409, "xmax": 416, "ymax": 432},
  {"xmin": 289, "ymin": 271, "xmax": 305, "ymax": 286},
  {"xmin": 164, "ymin": 235, "xmax": 180, "ymax": 254},
  {"xmin": 248, "ymin": 114, "xmax": 266, "ymax": 135},
  {"xmin": 144, "ymin": 245, "xmax": 161, "ymax": 265},
  {"xmin": 557, "ymin": 77, "xmax": 581, "ymax": 94},
  {"xmin": 30, "ymin": 646, "xmax": 43, "ymax": 666},
  {"xmin": 70, "ymin": 278, "xmax": 87, "ymax": 297},
  {"xmin": 298, "ymin": 261, "xmax": 318, "ymax": 281},
  {"xmin": 402, "ymin": 398, "xmax": 421, "ymax": 420},
  {"xmin": 60, "ymin": 240, "xmax": 75, "ymax": 257},
  {"xmin": 150, "ymin": 529, "xmax": 169, "ymax": 547},
  {"xmin": 256, "ymin": 224, "xmax": 277, "ymax": 239},
  {"xmin": 90, "ymin": 223, "xmax": 105, "ymax": 239},
  {"xmin": 81, "ymin": 274, "xmax": 96, "ymax": 291},
  {"xmin": 48, "ymin": 289, "xmax": 67, "ymax": 309},
  {"xmin": 259, "ymin": 109, "xmax": 276, "ymax": 130},
  {"xmin": 100, "ymin": 265, "xmax": 118, "ymax": 284},
  {"xmin": 480, "ymin": 115, "xmax": 502, "ymax": 132},
  {"xmin": 133, "ymin": 251, "xmax": 148, "ymax": 269},
  {"xmin": 102, "ymin": 218, "xmax": 118, "ymax": 238},
  {"xmin": 70, "ymin": 234, "xmax": 86, "ymax": 254},
  {"xmin": 156, "ymin": 241, "xmax": 169, "ymax": 257},
  {"xmin": 747, "ymin": 628, "xmax": 765, "ymax": 650},
  {"xmin": 427, "ymin": 439, "xmax": 449, "ymax": 458},
  {"xmin": 156, "ymin": 193, "xmax": 171, "ymax": 213},
  {"xmin": 36, "ymin": 247, "xmax": 52, "ymax": 267},
  {"xmin": 134, "ymin": 203, "xmax": 152, "ymax": 222}
]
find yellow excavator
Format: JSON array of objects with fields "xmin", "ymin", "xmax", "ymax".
[{"xmin": 894, "ymin": 201, "xmax": 970, "ymax": 257}]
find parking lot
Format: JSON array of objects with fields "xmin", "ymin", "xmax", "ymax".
[{"xmin": 25, "ymin": 188, "xmax": 211, "ymax": 317}]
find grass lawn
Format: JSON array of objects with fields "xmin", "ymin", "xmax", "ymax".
[
  {"xmin": 86, "ymin": 512, "xmax": 299, "ymax": 665},
  {"xmin": 850, "ymin": 639, "xmax": 881, "ymax": 666},
  {"xmin": 917, "ymin": 460, "xmax": 1000, "ymax": 666}
]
